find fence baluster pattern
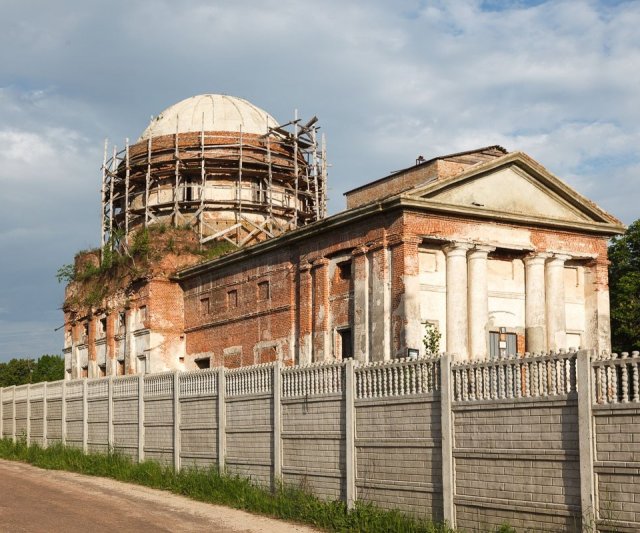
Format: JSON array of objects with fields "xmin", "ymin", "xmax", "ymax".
[
  {"xmin": 354, "ymin": 356, "xmax": 440, "ymax": 399},
  {"xmin": 143, "ymin": 372, "xmax": 174, "ymax": 398},
  {"xmin": 179, "ymin": 368, "xmax": 218, "ymax": 397},
  {"xmin": 592, "ymin": 351, "xmax": 640, "ymax": 404},
  {"xmin": 225, "ymin": 363, "xmax": 274, "ymax": 396},
  {"xmin": 281, "ymin": 361, "xmax": 345, "ymax": 397},
  {"xmin": 452, "ymin": 351, "xmax": 578, "ymax": 402}
]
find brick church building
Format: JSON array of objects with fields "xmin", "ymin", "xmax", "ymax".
[{"xmin": 62, "ymin": 95, "xmax": 624, "ymax": 378}]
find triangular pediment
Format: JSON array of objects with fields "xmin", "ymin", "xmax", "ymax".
[{"xmin": 408, "ymin": 152, "xmax": 622, "ymax": 227}]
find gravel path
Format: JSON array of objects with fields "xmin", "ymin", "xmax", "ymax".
[{"xmin": 0, "ymin": 459, "xmax": 320, "ymax": 533}]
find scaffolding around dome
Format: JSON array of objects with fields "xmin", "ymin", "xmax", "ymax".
[{"xmin": 100, "ymin": 105, "xmax": 327, "ymax": 253}]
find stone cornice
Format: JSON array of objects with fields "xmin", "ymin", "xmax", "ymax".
[{"xmin": 175, "ymin": 186, "xmax": 622, "ymax": 281}]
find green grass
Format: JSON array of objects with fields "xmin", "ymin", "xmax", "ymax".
[{"xmin": 0, "ymin": 439, "xmax": 453, "ymax": 533}]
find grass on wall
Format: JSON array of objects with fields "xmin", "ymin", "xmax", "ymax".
[{"xmin": 0, "ymin": 439, "xmax": 454, "ymax": 533}]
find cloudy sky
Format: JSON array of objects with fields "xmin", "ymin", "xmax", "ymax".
[{"xmin": 0, "ymin": 0, "xmax": 638, "ymax": 361}]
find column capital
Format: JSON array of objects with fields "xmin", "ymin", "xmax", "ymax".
[
  {"xmin": 387, "ymin": 235, "xmax": 421, "ymax": 248},
  {"xmin": 468, "ymin": 244, "xmax": 496, "ymax": 258},
  {"xmin": 299, "ymin": 261, "xmax": 313, "ymax": 272},
  {"xmin": 311, "ymin": 257, "xmax": 329, "ymax": 268},
  {"xmin": 365, "ymin": 238, "xmax": 387, "ymax": 252},
  {"xmin": 351, "ymin": 245, "xmax": 369, "ymax": 257},
  {"xmin": 524, "ymin": 252, "xmax": 551, "ymax": 266},
  {"xmin": 443, "ymin": 242, "xmax": 473, "ymax": 257},
  {"xmin": 547, "ymin": 253, "xmax": 572, "ymax": 265}
]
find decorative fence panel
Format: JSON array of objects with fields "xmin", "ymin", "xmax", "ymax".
[
  {"xmin": 179, "ymin": 369, "xmax": 218, "ymax": 468},
  {"xmin": 451, "ymin": 352, "xmax": 581, "ymax": 532},
  {"xmin": 282, "ymin": 361, "xmax": 346, "ymax": 500},
  {"xmin": 225, "ymin": 363, "xmax": 275, "ymax": 488},
  {"xmin": 1, "ymin": 388, "xmax": 14, "ymax": 439},
  {"xmin": 87, "ymin": 378, "xmax": 109, "ymax": 453},
  {"xmin": 113, "ymin": 376, "xmax": 140, "ymax": 459},
  {"xmin": 46, "ymin": 381, "xmax": 63, "ymax": 445},
  {"xmin": 0, "ymin": 350, "xmax": 639, "ymax": 532},
  {"xmin": 591, "ymin": 351, "xmax": 640, "ymax": 532},
  {"xmin": 355, "ymin": 357, "xmax": 443, "ymax": 518},
  {"xmin": 143, "ymin": 373, "xmax": 174, "ymax": 465}
]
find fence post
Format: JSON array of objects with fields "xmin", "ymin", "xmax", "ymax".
[
  {"xmin": 82, "ymin": 379, "xmax": 88, "ymax": 453},
  {"xmin": 61, "ymin": 380, "xmax": 67, "ymax": 445},
  {"xmin": 218, "ymin": 366, "xmax": 226, "ymax": 474},
  {"xmin": 577, "ymin": 349, "xmax": 596, "ymax": 528},
  {"xmin": 440, "ymin": 353, "xmax": 455, "ymax": 528},
  {"xmin": 42, "ymin": 382, "xmax": 48, "ymax": 448},
  {"xmin": 26, "ymin": 384, "xmax": 31, "ymax": 445},
  {"xmin": 0, "ymin": 387, "xmax": 4, "ymax": 440},
  {"xmin": 12, "ymin": 386, "xmax": 16, "ymax": 443},
  {"xmin": 138, "ymin": 374, "xmax": 145, "ymax": 463},
  {"xmin": 173, "ymin": 370, "xmax": 181, "ymax": 471},
  {"xmin": 273, "ymin": 361, "xmax": 282, "ymax": 487},
  {"xmin": 345, "ymin": 359, "xmax": 356, "ymax": 509},
  {"xmin": 107, "ymin": 376, "xmax": 114, "ymax": 451}
]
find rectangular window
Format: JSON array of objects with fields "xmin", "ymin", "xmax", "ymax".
[
  {"xmin": 338, "ymin": 328, "xmax": 353, "ymax": 359},
  {"xmin": 227, "ymin": 289, "xmax": 238, "ymax": 309},
  {"xmin": 257, "ymin": 281, "xmax": 270, "ymax": 301},
  {"xmin": 196, "ymin": 357, "xmax": 211, "ymax": 370},
  {"xmin": 337, "ymin": 260, "xmax": 352, "ymax": 280},
  {"xmin": 117, "ymin": 360, "xmax": 125, "ymax": 376},
  {"xmin": 81, "ymin": 366, "xmax": 88, "ymax": 378},
  {"xmin": 118, "ymin": 312, "xmax": 126, "ymax": 333},
  {"xmin": 99, "ymin": 317, "xmax": 107, "ymax": 337},
  {"xmin": 98, "ymin": 364, "xmax": 106, "ymax": 377},
  {"xmin": 200, "ymin": 297, "xmax": 210, "ymax": 315}
]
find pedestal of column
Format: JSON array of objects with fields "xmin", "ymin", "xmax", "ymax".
[
  {"xmin": 546, "ymin": 254, "xmax": 571, "ymax": 352},
  {"xmin": 524, "ymin": 253, "xmax": 549, "ymax": 354},
  {"xmin": 445, "ymin": 243, "xmax": 472, "ymax": 361},
  {"xmin": 468, "ymin": 245, "xmax": 494, "ymax": 360}
]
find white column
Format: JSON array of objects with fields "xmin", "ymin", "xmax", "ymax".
[
  {"xmin": 445, "ymin": 243, "xmax": 472, "ymax": 361},
  {"xmin": 467, "ymin": 245, "xmax": 494, "ymax": 360},
  {"xmin": 546, "ymin": 254, "xmax": 571, "ymax": 352},
  {"xmin": 524, "ymin": 253, "xmax": 549, "ymax": 354}
]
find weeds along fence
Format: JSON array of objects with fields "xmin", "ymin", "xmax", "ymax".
[{"xmin": 1, "ymin": 350, "xmax": 639, "ymax": 532}]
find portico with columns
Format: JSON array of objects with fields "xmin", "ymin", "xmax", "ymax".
[{"xmin": 410, "ymin": 236, "xmax": 613, "ymax": 361}]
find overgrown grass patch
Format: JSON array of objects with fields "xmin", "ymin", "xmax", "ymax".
[{"xmin": 0, "ymin": 439, "xmax": 453, "ymax": 533}]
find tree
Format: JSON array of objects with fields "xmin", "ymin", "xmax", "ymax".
[
  {"xmin": 31, "ymin": 354, "xmax": 65, "ymax": 383},
  {"xmin": 609, "ymin": 218, "xmax": 640, "ymax": 352},
  {"xmin": 0, "ymin": 355, "xmax": 65, "ymax": 387},
  {"xmin": 0, "ymin": 359, "xmax": 34, "ymax": 387}
]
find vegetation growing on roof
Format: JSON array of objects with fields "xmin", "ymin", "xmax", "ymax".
[{"xmin": 57, "ymin": 224, "xmax": 236, "ymax": 314}]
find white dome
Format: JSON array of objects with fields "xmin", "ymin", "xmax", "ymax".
[{"xmin": 138, "ymin": 94, "xmax": 279, "ymax": 141}]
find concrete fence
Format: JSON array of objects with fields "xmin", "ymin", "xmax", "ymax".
[{"xmin": 1, "ymin": 350, "xmax": 639, "ymax": 532}]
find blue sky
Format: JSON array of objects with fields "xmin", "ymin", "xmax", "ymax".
[{"xmin": 0, "ymin": 0, "xmax": 638, "ymax": 361}]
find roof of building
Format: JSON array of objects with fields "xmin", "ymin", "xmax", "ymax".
[
  {"xmin": 138, "ymin": 94, "xmax": 279, "ymax": 141},
  {"xmin": 344, "ymin": 145, "xmax": 508, "ymax": 196}
]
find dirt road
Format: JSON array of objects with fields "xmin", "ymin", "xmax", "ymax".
[{"xmin": 0, "ymin": 460, "xmax": 319, "ymax": 532}]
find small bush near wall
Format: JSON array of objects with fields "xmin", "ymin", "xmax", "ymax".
[{"xmin": 0, "ymin": 439, "xmax": 454, "ymax": 533}]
